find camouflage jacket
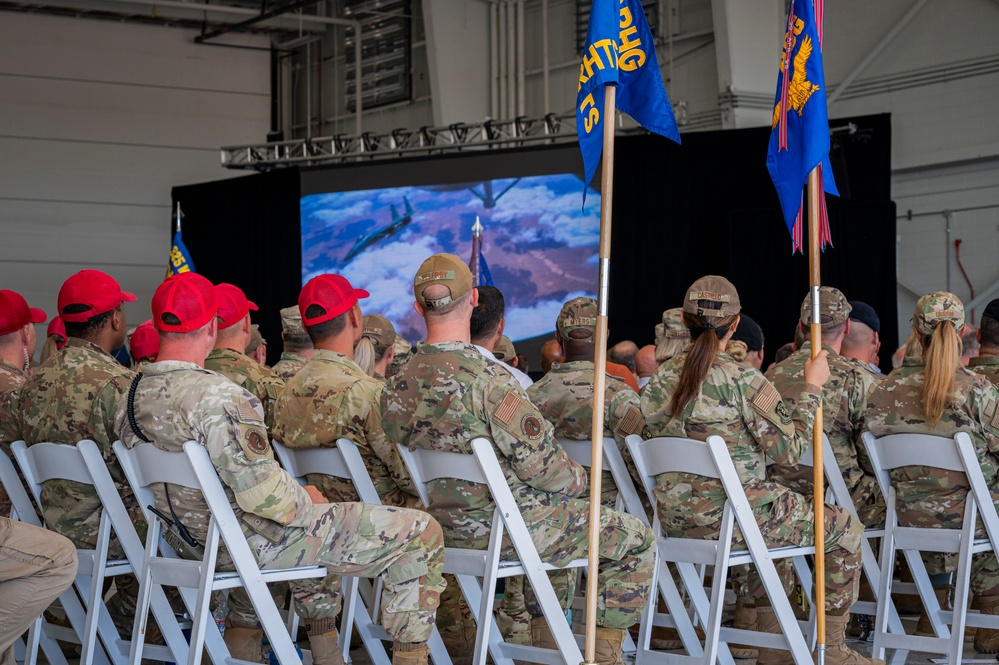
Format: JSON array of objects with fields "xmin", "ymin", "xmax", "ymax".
[
  {"xmin": 272, "ymin": 349, "xmax": 416, "ymax": 507},
  {"xmin": 13, "ymin": 337, "xmax": 135, "ymax": 547},
  {"xmin": 0, "ymin": 358, "xmax": 25, "ymax": 448},
  {"xmin": 641, "ymin": 351, "xmax": 822, "ymax": 533},
  {"xmin": 765, "ymin": 342, "xmax": 879, "ymax": 501},
  {"xmin": 205, "ymin": 347, "xmax": 285, "ymax": 430},
  {"xmin": 970, "ymin": 355, "xmax": 999, "ymax": 389},
  {"xmin": 115, "ymin": 360, "xmax": 317, "ymax": 552},
  {"xmin": 271, "ymin": 352, "xmax": 309, "ymax": 382},
  {"xmin": 527, "ymin": 360, "xmax": 645, "ymax": 501},
  {"xmin": 381, "ymin": 341, "xmax": 587, "ymax": 540},
  {"xmin": 864, "ymin": 357, "xmax": 999, "ymax": 527}
]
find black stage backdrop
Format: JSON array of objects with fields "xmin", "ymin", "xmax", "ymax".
[{"xmin": 173, "ymin": 113, "xmax": 895, "ymax": 370}]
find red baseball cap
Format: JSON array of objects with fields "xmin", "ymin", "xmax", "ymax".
[
  {"xmin": 0, "ymin": 290, "xmax": 47, "ymax": 336},
  {"xmin": 152, "ymin": 273, "xmax": 218, "ymax": 333},
  {"xmin": 58, "ymin": 270, "xmax": 136, "ymax": 323},
  {"xmin": 129, "ymin": 320, "xmax": 160, "ymax": 361},
  {"xmin": 298, "ymin": 274, "xmax": 369, "ymax": 326},
  {"xmin": 215, "ymin": 283, "xmax": 258, "ymax": 329},
  {"xmin": 46, "ymin": 316, "xmax": 67, "ymax": 348}
]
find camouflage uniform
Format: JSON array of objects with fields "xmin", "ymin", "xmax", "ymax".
[
  {"xmin": 205, "ymin": 348, "xmax": 284, "ymax": 429},
  {"xmin": 385, "ymin": 337, "xmax": 414, "ymax": 381},
  {"xmin": 642, "ymin": 351, "xmax": 864, "ymax": 612},
  {"xmin": 381, "ymin": 341, "xmax": 655, "ymax": 629},
  {"xmin": 527, "ymin": 360, "xmax": 645, "ymax": 508},
  {"xmin": 766, "ymin": 342, "xmax": 884, "ymax": 527},
  {"xmin": 970, "ymin": 355, "xmax": 999, "ymax": 389},
  {"xmin": 12, "ymin": 338, "xmax": 136, "ymax": 548},
  {"xmin": 865, "ymin": 357, "xmax": 999, "ymax": 593},
  {"xmin": 0, "ymin": 358, "xmax": 27, "ymax": 516},
  {"xmin": 271, "ymin": 352, "xmax": 309, "ymax": 382},
  {"xmin": 272, "ymin": 349, "xmax": 417, "ymax": 507},
  {"xmin": 116, "ymin": 360, "xmax": 445, "ymax": 642}
]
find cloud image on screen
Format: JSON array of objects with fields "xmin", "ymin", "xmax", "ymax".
[{"xmin": 301, "ymin": 174, "xmax": 600, "ymax": 344}]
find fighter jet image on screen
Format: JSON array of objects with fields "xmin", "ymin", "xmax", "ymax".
[{"xmin": 342, "ymin": 197, "xmax": 415, "ymax": 265}]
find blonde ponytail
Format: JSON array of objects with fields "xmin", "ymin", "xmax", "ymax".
[
  {"xmin": 354, "ymin": 336, "xmax": 377, "ymax": 377},
  {"xmin": 921, "ymin": 322, "xmax": 960, "ymax": 426}
]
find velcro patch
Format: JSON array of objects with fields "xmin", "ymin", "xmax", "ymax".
[
  {"xmin": 521, "ymin": 414, "xmax": 543, "ymax": 440},
  {"xmin": 689, "ymin": 291, "xmax": 730, "ymax": 303},
  {"xmin": 619, "ymin": 405, "xmax": 644, "ymax": 436},
  {"xmin": 415, "ymin": 270, "xmax": 454, "ymax": 285},
  {"xmin": 226, "ymin": 402, "xmax": 264, "ymax": 424},
  {"xmin": 989, "ymin": 400, "xmax": 999, "ymax": 431},
  {"xmin": 753, "ymin": 384, "xmax": 778, "ymax": 412},
  {"xmin": 561, "ymin": 317, "xmax": 596, "ymax": 328},
  {"xmin": 363, "ymin": 326, "xmax": 383, "ymax": 336},
  {"xmin": 494, "ymin": 392, "xmax": 521, "ymax": 425},
  {"xmin": 245, "ymin": 429, "xmax": 269, "ymax": 455}
]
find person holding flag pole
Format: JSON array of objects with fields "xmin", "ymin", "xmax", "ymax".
[
  {"xmin": 575, "ymin": 1, "xmax": 679, "ymax": 663},
  {"xmin": 764, "ymin": 1, "xmax": 885, "ymax": 663}
]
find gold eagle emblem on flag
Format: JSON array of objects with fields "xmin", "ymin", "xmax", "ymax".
[{"xmin": 771, "ymin": 34, "xmax": 821, "ymax": 129}]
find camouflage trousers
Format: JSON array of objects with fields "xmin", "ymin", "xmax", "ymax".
[
  {"xmin": 440, "ymin": 499, "xmax": 655, "ymax": 630},
  {"xmin": 667, "ymin": 492, "xmax": 863, "ymax": 614},
  {"xmin": 252, "ymin": 502, "xmax": 445, "ymax": 643},
  {"xmin": 898, "ymin": 512, "xmax": 999, "ymax": 598}
]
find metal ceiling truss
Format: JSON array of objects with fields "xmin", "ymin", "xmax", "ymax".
[{"xmin": 220, "ymin": 112, "xmax": 578, "ymax": 169}]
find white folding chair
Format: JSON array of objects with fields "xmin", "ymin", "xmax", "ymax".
[
  {"xmin": 398, "ymin": 438, "xmax": 589, "ymax": 665},
  {"xmin": 626, "ymin": 434, "xmax": 815, "ymax": 665},
  {"xmin": 863, "ymin": 431, "xmax": 999, "ymax": 664},
  {"xmin": 113, "ymin": 440, "xmax": 329, "ymax": 665},
  {"xmin": 0, "ymin": 448, "xmax": 76, "ymax": 665},
  {"xmin": 12, "ymin": 440, "xmax": 192, "ymax": 665},
  {"xmin": 556, "ymin": 436, "xmax": 649, "ymax": 527},
  {"xmin": 271, "ymin": 439, "xmax": 453, "ymax": 665}
]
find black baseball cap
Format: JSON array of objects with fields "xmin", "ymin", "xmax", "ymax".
[
  {"xmin": 848, "ymin": 301, "xmax": 880, "ymax": 334},
  {"xmin": 983, "ymin": 298, "xmax": 999, "ymax": 323},
  {"xmin": 732, "ymin": 313, "xmax": 764, "ymax": 351}
]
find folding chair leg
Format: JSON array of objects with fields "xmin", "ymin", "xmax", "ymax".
[
  {"xmin": 347, "ymin": 578, "xmax": 391, "ymax": 665},
  {"xmin": 340, "ymin": 576, "xmax": 360, "ymax": 664},
  {"xmin": 948, "ymin": 515, "xmax": 977, "ymax": 665},
  {"xmin": 665, "ymin": 563, "xmax": 705, "ymax": 659},
  {"xmin": 675, "ymin": 562, "xmax": 734, "ymax": 665},
  {"xmin": 455, "ymin": 574, "xmax": 511, "ymax": 665}
]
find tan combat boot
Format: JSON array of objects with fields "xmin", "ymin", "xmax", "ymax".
[
  {"xmin": 727, "ymin": 598, "xmax": 758, "ymax": 659},
  {"xmin": 529, "ymin": 617, "xmax": 558, "ymax": 650},
  {"xmin": 441, "ymin": 624, "xmax": 476, "ymax": 665},
  {"xmin": 824, "ymin": 613, "xmax": 886, "ymax": 665},
  {"xmin": 754, "ymin": 606, "xmax": 795, "ymax": 665},
  {"xmin": 305, "ymin": 618, "xmax": 345, "ymax": 665},
  {"xmin": 592, "ymin": 626, "xmax": 626, "ymax": 665},
  {"xmin": 392, "ymin": 642, "xmax": 429, "ymax": 665},
  {"xmin": 914, "ymin": 585, "xmax": 951, "ymax": 637},
  {"xmin": 649, "ymin": 597, "xmax": 682, "ymax": 649},
  {"xmin": 223, "ymin": 626, "xmax": 265, "ymax": 663},
  {"xmin": 974, "ymin": 594, "xmax": 999, "ymax": 653}
]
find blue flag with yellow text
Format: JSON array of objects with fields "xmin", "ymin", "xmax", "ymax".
[
  {"xmin": 167, "ymin": 229, "xmax": 195, "ymax": 277},
  {"xmin": 576, "ymin": 0, "xmax": 680, "ymax": 196},
  {"xmin": 478, "ymin": 252, "xmax": 494, "ymax": 287},
  {"xmin": 766, "ymin": 0, "xmax": 838, "ymax": 243}
]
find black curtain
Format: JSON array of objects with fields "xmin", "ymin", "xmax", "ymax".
[{"xmin": 172, "ymin": 168, "xmax": 301, "ymax": 366}]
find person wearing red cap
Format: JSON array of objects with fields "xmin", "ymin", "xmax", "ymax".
[
  {"xmin": 10, "ymin": 269, "xmax": 140, "ymax": 634},
  {"xmin": 129, "ymin": 320, "xmax": 160, "ymax": 371},
  {"xmin": 0, "ymin": 289, "xmax": 47, "ymax": 514},
  {"xmin": 204, "ymin": 283, "xmax": 285, "ymax": 430},
  {"xmin": 381, "ymin": 254, "xmax": 655, "ymax": 665},
  {"xmin": 39, "ymin": 315, "xmax": 67, "ymax": 365},
  {"xmin": 117, "ymin": 272, "xmax": 445, "ymax": 665}
]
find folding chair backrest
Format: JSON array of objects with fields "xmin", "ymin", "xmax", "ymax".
[
  {"xmin": 952, "ymin": 432, "xmax": 999, "ymax": 547},
  {"xmin": 780, "ymin": 434, "xmax": 855, "ymax": 515},
  {"xmin": 12, "ymin": 441, "xmax": 95, "ymax": 509},
  {"xmin": 557, "ymin": 437, "xmax": 649, "ymax": 526},
  {"xmin": 861, "ymin": 431, "xmax": 966, "ymax": 505},
  {"xmin": 625, "ymin": 434, "xmax": 720, "ymax": 498},
  {"xmin": 396, "ymin": 444, "xmax": 487, "ymax": 508},
  {"xmin": 0, "ymin": 443, "xmax": 41, "ymax": 525},
  {"xmin": 272, "ymin": 439, "xmax": 382, "ymax": 505}
]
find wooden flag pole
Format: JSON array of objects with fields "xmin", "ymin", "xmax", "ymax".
[
  {"xmin": 807, "ymin": 167, "xmax": 827, "ymax": 664},
  {"xmin": 584, "ymin": 84, "xmax": 616, "ymax": 665}
]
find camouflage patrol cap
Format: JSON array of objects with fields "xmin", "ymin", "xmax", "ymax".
[
  {"xmin": 279, "ymin": 306, "xmax": 305, "ymax": 335},
  {"xmin": 683, "ymin": 276, "xmax": 740, "ymax": 318},
  {"xmin": 800, "ymin": 286, "xmax": 852, "ymax": 328},
  {"xmin": 660, "ymin": 308, "xmax": 689, "ymax": 340},
  {"xmin": 245, "ymin": 324, "xmax": 266, "ymax": 355},
  {"xmin": 493, "ymin": 335, "xmax": 517, "ymax": 362},
  {"xmin": 914, "ymin": 291, "xmax": 965, "ymax": 336},
  {"xmin": 362, "ymin": 314, "xmax": 396, "ymax": 350},
  {"xmin": 414, "ymin": 253, "xmax": 473, "ymax": 310},
  {"xmin": 557, "ymin": 296, "xmax": 597, "ymax": 339}
]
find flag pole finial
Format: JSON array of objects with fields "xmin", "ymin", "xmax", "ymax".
[{"xmin": 472, "ymin": 217, "xmax": 484, "ymax": 237}]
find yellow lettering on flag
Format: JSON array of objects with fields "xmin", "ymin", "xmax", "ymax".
[{"xmin": 578, "ymin": 93, "xmax": 599, "ymax": 133}]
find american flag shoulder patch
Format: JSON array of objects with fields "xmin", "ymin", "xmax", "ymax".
[
  {"xmin": 619, "ymin": 405, "xmax": 644, "ymax": 436},
  {"xmin": 494, "ymin": 392, "xmax": 521, "ymax": 425},
  {"xmin": 990, "ymin": 401, "xmax": 999, "ymax": 431},
  {"xmin": 753, "ymin": 384, "xmax": 779, "ymax": 412}
]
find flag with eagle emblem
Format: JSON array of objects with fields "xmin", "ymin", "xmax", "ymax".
[{"xmin": 767, "ymin": 0, "xmax": 838, "ymax": 252}]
